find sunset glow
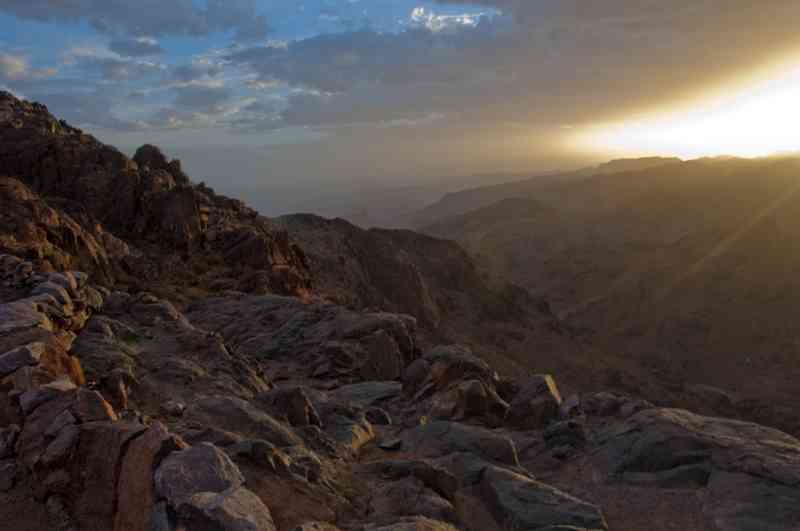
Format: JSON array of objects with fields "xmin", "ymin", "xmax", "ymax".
[{"xmin": 571, "ymin": 59, "xmax": 800, "ymax": 159}]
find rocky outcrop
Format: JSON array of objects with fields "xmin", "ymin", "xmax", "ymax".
[{"xmin": 0, "ymin": 91, "xmax": 311, "ymax": 298}]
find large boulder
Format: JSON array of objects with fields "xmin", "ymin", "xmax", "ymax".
[
  {"xmin": 479, "ymin": 466, "xmax": 608, "ymax": 530},
  {"xmin": 155, "ymin": 443, "xmax": 245, "ymax": 504},
  {"xmin": 176, "ymin": 487, "xmax": 277, "ymax": 531},
  {"xmin": 400, "ymin": 421, "xmax": 519, "ymax": 466}
]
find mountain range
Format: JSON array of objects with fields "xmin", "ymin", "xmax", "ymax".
[{"xmin": 1, "ymin": 91, "xmax": 800, "ymax": 530}]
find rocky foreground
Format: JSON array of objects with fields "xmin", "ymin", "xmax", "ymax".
[{"xmin": 1, "ymin": 91, "xmax": 800, "ymax": 530}]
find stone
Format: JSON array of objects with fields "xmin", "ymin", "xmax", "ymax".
[
  {"xmin": 155, "ymin": 443, "xmax": 245, "ymax": 504},
  {"xmin": 176, "ymin": 487, "xmax": 277, "ymax": 531},
  {"xmin": 401, "ymin": 421, "xmax": 519, "ymax": 466},
  {"xmin": 0, "ymin": 342, "xmax": 45, "ymax": 377},
  {"xmin": 19, "ymin": 378, "xmax": 77, "ymax": 416},
  {"xmin": 479, "ymin": 466, "xmax": 608, "ymax": 530},
  {"xmin": 69, "ymin": 422, "xmax": 147, "ymax": 531},
  {"xmin": 183, "ymin": 396, "xmax": 302, "ymax": 448},
  {"xmin": 506, "ymin": 375, "xmax": 562, "ymax": 430},
  {"xmin": 114, "ymin": 422, "xmax": 187, "ymax": 531}
]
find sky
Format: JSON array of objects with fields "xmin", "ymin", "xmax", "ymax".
[{"xmin": 2, "ymin": 1, "xmax": 800, "ymax": 215}]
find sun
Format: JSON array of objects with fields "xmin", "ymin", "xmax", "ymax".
[{"xmin": 569, "ymin": 59, "xmax": 800, "ymax": 159}]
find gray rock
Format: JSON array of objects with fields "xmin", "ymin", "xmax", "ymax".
[
  {"xmin": 155, "ymin": 443, "xmax": 245, "ymax": 504},
  {"xmin": 176, "ymin": 487, "xmax": 277, "ymax": 531},
  {"xmin": 479, "ymin": 466, "xmax": 608, "ymax": 530},
  {"xmin": 0, "ymin": 342, "xmax": 45, "ymax": 377},
  {"xmin": 400, "ymin": 421, "xmax": 519, "ymax": 466},
  {"xmin": 183, "ymin": 396, "xmax": 302, "ymax": 448},
  {"xmin": 329, "ymin": 382, "xmax": 402, "ymax": 409}
]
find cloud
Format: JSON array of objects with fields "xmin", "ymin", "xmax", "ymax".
[
  {"xmin": 0, "ymin": 0, "xmax": 269, "ymax": 40},
  {"xmin": 34, "ymin": 92, "xmax": 140, "ymax": 131},
  {"xmin": 109, "ymin": 37, "xmax": 165, "ymax": 57},
  {"xmin": 0, "ymin": 53, "xmax": 58, "ymax": 82},
  {"xmin": 173, "ymin": 84, "xmax": 231, "ymax": 113},
  {"xmin": 0, "ymin": 53, "xmax": 27, "ymax": 80}
]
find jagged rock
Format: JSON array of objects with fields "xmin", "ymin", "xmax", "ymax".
[
  {"xmin": 506, "ymin": 375, "xmax": 562, "ymax": 430},
  {"xmin": 364, "ymin": 459, "xmax": 459, "ymax": 501},
  {"xmin": 114, "ymin": 422, "xmax": 187, "ymax": 531},
  {"xmin": 0, "ymin": 342, "xmax": 45, "ymax": 377},
  {"xmin": 155, "ymin": 443, "xmax": 246, "ymax": 505},
  {"xmin": 176, "ymin": 487, "xmax": 277, "ymax": 531},
  {"xmin": 479, "ymin": 466, "xmax": 608, "ymax": 530}
]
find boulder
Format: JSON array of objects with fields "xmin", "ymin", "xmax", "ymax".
[
  {"xmin": 0, "ymin": 459, "xmax": 16, "ymax": 492},
  {"xmin": 176, "ymin": 487, "xmax": 277, "ymax": 531},
  {"xmin": 400, "ymin": 421, "xmax": 519, "ymax": 466},
  {"xmin": 0, "ymin": 342, "xmax": 45, "ymax": 377},
  {"xmin": 479, "ymin": 466, "xmax": 608, "ymax": 530},
  {"xmin": 155, "ymin": 443, "xmax": 245, "ymax": 504},
  {"xmin": 183, "ymin": 396, "xmax": 302, "ymax": 448},
  {"xmin": 114, "ymin": 422, "xmax": 187, "ymax": 531}
]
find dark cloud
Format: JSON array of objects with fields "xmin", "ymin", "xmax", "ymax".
[
  {"xmin": 109, "ymin": 37, "xmax": 165, "ymax": 57},
  {"xmin": 224, "ymin": 1, "xmax": 800, "ymax": 132},
  {"xmin": 0, "ymin": 0, "xmax": 269, "ymax": 40}
]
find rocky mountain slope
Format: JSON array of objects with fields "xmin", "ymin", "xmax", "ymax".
[
  {"xmin": 424, "ymin": 155, "xmax": 800, "ymax": 436},
  {"xmin": 2, "ymin": 91, "xmax": 800, "ymax": 530}
]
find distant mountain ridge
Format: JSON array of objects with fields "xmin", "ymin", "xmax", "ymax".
[{"xmin": 411, "ymin": 156, "xmax": 682, "ymax": 228}]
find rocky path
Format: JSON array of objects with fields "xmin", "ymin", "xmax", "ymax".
[{"xmin": 2, "ymin": 254, "xmax": 799, "ymax": 530}]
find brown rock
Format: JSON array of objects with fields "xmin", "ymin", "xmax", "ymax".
[
  {"xmin": 114, "ymin": 422, "xmax": 188, "ymax": 531},
  {"xmin": 69, "ymin": 422, "xmax": 147, "ymax": 531}
]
